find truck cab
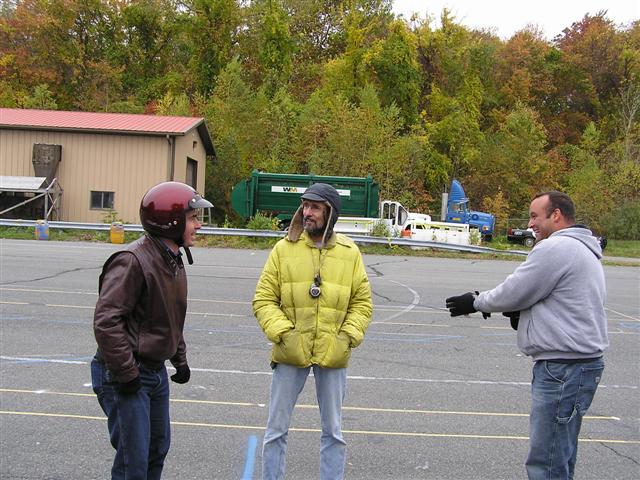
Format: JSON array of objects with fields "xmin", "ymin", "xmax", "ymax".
[
  {"xmin": 445, "ymin": 179, "xmax": 495, "ymax": 240},
  {"xmin": 380, "ymin": 200, "xmax": 431, "ymax": 231}
]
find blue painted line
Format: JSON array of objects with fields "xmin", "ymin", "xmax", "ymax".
[
  {"xmin": 619, "ymin": 322, "xmax": 640, "ymax": 330},
  {"xmin": 241, "ymin": 435, "xmax": 258, "ymax": 480}
]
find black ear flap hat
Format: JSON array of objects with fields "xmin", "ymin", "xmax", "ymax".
[
  {"xmin": 301, "ymin": 183, "xmax": 341, "ymax": 227},
  {"xmin": 288, "ymin": 183, "xmax": 342, "ymax": 244}
]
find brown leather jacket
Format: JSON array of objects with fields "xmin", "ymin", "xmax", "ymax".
[{"xmin": 93, "ymin": 235, "xmax": 188, "ymax": 382}]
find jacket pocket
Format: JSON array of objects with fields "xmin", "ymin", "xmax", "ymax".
[
  {"xmin": 272, "ymin": 329, "xmax": 308, "ymax": 367},
  {"xmin": 321, "ymin": 331, "xmax": 352, "ymax": 368}
]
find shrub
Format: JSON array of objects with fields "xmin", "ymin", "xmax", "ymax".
[
  {"xmin": 370, "ymin": 219, "xmax": 393, "ymax": 237},
  {"xmin": 247, "ymin": 211, "xmax": 281, "ymax": 231},
  {"xmin": 601, "ymin": 201, "xmax": 640, "ymax": 240}
]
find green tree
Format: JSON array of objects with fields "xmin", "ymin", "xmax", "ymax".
[
  {"xmin": 120, "ymin": 0, "xmax": 184, "ymax": 104},
  {"xmin": 243, "ymin": 0, "xmax": 295, "ymax": 95},
  {"xmin": 565, "ymin": 158, "xmax": 611, "ymax": 233},
  {"xmin": 247, "ymin": 86, "xmax": 300, "ymax": 173},
  {"xmin": 197, "ymin": 58, "xmax": 256, "ymax": 219},
  {"xmin": 22, "ymin": 83, "xmax": 58, "ymax": 109},
  {"xmin": 155, "ymin": 92, "xmax": 191, "ymax": 116},
  {"xmin": 291, "ymin": 83, "xmax": 404, "ymax": 200},
  {"xmin": 471, "ymin": 102, "xmax": 551, "ymax": 215},
  {"xmin": 366, "ymin": 19, "xmax": 420, "ymax": 128},
  {"xmin": 423, "ymin": 80, "xmax": 484, "ymax": 181},
  {"xmin": 183, "ymin": 0, "xmax": 241, "ymax": 96}
]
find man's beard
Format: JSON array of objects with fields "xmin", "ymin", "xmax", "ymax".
[{"xmin": 303, "ymin": 216, "xmax": 326, "ymax": 238}]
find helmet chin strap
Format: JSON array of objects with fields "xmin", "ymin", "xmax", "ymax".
[
  {"xmin": 183, "ymin": 246, "xmax": 194, "ymax": 265},
  {"xmin": 175, "ymin": 237, "xmax": 194, "ymax": 265}
]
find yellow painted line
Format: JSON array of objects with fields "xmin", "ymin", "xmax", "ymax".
[
  {"xmin": 0, "ymin": 301, "xmax": 29, "ymax": 305},
  {"xmin": 1, "ymin": 410, "xmax": 105, "ymax": 421},
  {"xmin": 0, "ymin": 388, "xmax": 618, "ymax": 420},
  {"xmin": 1, "ymin": 410, "xmax": 637, "ymax": 444}
]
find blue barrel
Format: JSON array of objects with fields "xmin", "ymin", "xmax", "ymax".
[{"xmin": 35, "ymin": 220, "xmax": 49, "ymax": 240}]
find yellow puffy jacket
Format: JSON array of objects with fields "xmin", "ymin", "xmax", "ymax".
[{"xmin": 253, "ymin": 230, "xmax": 372, "ymax": 369}]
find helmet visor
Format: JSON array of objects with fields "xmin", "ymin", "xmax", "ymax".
[{"xmin": 189, "ymin": 194, "xmax": 213, "ymax": 210}]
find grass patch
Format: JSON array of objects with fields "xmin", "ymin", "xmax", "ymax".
[
  {"xmin": 0, "ymin": 226, "xmax": 142, "ymax": 243},
  {"xmin": 605, "ymin": 240, "xmax": 640, "ymax": 258}
]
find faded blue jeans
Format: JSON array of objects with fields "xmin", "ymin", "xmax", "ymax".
[
  {"xmin": 262, "ymin": 363, "xmax": 347, "ymax": 480},
  {"xmin": 91, "ymin": 357, "xmax": 171, "ymax": 480},
  {"xmin": 526, "ymin": 358, "xmax": 604, "ymax": 480}
]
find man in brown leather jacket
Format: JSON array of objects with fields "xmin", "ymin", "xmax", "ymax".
[{"xmin": 91, "ymin": 182, "xmax": 211, "ymax": 480}]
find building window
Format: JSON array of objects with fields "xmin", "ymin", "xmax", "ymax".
[
  {"xmin": 91, "ymin": 191, "xmax": 114, "ymax": 209},
  {"xmin": 186, "ymin": 158, "xmax": 197, "ymax": 188}
]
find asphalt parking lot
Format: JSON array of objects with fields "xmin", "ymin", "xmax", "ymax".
[{"xmin": 1, "ymin": 239, "xmax": 638, "ymax": 479}]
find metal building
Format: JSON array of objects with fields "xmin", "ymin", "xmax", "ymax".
[{"xmin": 0, "ymin": 108, "xmax": 215, "ymax": 223}]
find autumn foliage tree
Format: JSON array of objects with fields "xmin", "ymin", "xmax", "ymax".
[{"xmin": 1, "ymin": 1, "xmax": 638, "ymax": 237}]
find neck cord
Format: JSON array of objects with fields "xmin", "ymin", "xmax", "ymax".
[{"xmin": 311, "ymin": 245, "xmax": 326, "ymax": 285}]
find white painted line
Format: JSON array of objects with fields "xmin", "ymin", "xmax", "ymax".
[
  {"xmin": 0, "ymin": 287, "xmax": 96, "ymax": 296},
  {"xmin": 0, "ymin": 356, "xmax": 87, "ymax": 365},
  {"xmin": 377, "ymin": 279, "xmax": 421, "ymax": 323},
  {"xmin": 45, "ymin": 304, "xmax": 94, "ymax": 309},
  {"xmin": 605, "ymin": 307, "xmax": 640, "ymax": 322}
]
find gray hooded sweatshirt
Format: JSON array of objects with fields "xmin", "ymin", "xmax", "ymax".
[{"xmin": 474, "ymin": 226, "xmax": 608, "ymax": 361}]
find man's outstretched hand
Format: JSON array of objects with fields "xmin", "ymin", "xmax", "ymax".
[
  {"xmin": 445, "ymin": 292, "xmax": 491, "ymax": 318},
  {"xmin": 445, "ymin": 292, "xmax": 477, "ymax": 316}
]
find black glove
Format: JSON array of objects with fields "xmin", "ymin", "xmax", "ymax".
[
  {"xmin": 445, "ymin": 292, "xmax": 477, "ymax": 317},
  {"xmin": 503, "ymin": 311, "xmax": 520, "ymax": 330},
  {"xmin": 445, "ymin": 292, "xmax": 491, "ymax": 319},
  {"xmin": 171, "ymin": 364, "xmax": 191, "ymax": 384},
  {"xmin": 118, "ymin": 376, "xmax": 141, "ymax": 394}
]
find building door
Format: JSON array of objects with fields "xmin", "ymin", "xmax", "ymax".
[{"xmin": 186, "ymin": 158, "xmax": 197, "ymax": 189}]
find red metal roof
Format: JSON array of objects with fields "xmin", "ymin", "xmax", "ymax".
[
  {"xmin": 0, "ymin": 108, "xmax": 215, "ymax": 156},
  {"xmin": 0, "ymin": 108, "xmax": 204, "ymax": 135}
]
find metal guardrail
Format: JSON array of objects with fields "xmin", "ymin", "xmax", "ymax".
[{"xmin": 0, "ymin": 219, "xmax": 528, "ymax": 256}]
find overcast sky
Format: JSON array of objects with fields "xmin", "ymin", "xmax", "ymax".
[{"xmin": 392, "ymin": 0, "xmax": 639, "ymax": 40}]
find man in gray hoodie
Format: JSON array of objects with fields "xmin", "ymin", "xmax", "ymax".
[{"xmin": 445, "ymin": 191, "xmax": 608, "ymax": 480}]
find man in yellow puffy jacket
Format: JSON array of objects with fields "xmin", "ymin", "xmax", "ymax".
[{"xmin": 253, "ymin": 183, "xmax": 373, "ymax": 480}]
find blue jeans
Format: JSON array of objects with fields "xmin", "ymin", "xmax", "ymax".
[
  {"xmin": 91, "ymin": 358, "xmax": 171, "ymax": 480},
  {"xmin": 526, "ymin": 358, "xmax": 604, "ymax": 480},
  {"xmin": 262, "ymin": 363, "xmax": 347, "ymax": 480}
]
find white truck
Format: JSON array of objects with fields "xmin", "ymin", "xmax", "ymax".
[{"xmin": 334, "ymin": 200, "xmax": 477, "ymax": 246}]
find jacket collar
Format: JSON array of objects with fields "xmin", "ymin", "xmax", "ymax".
[{"xmin": 147, "ymin": 234, "xmax": 184, "ymax": 270}]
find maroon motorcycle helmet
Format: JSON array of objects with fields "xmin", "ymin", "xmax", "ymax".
[{"xmin": 139, "ymin": 182, "xmax": 212, "ymax": 263}]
